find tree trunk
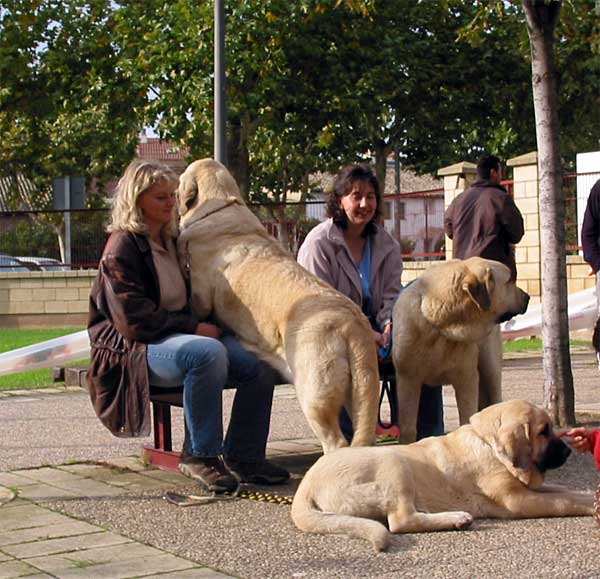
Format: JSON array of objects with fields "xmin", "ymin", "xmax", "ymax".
[
  {"xmin": 522, "ymin": 0, "xmax": 574, "ymax": 426},
  {"xmin": 373, "ymin": 140, "xmax": 392, "ymax": 194}
]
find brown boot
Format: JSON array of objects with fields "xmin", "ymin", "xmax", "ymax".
[{"xmin": 179, "ymin": 453, "xmax": 238, "ymax": 493}]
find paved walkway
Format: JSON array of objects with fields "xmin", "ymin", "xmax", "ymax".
[
  {"xmin": 0, "ymin": 459, "xmax": 234, "ymax": 579},
  {"xmin": 1, "ymin": 351, "xmax": 600, "ymax": 579}
]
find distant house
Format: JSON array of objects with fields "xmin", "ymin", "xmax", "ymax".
[
  {"xmin": 135, "ymin": 135, "xmax": 190, "ymax": 175},
  {"xmin": 382, "ymin": 158, "xmax": 444, "ymax": 257}
]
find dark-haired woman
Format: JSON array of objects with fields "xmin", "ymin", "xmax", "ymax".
[{"xmin": 298, "ymin": 163, "xmax": 443, "ymax": 440}]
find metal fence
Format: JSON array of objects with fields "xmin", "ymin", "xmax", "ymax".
[{"xmin": 1, "ymin": 172, "xmax": 598, "ymax": 269}]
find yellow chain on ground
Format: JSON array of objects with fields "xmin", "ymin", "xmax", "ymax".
[{"xmin": 235, "ymin": 489, "xmax": 293, "ymax": 505}]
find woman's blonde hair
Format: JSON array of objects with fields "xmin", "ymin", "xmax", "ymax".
[{"xmin": 108, "ymin": 159, "xmax": 179, "ymax": 235}]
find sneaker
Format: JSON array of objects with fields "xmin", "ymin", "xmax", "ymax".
[
  {"xmin": 225, "ymin": 458, "xmax": 290, "ymax": 485},
  {"xmin": 179, "ymin": 453, "xmax": 239, "ymax": 493}
]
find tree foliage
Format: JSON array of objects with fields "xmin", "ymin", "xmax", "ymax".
[
  {"xmin": 1, "ymin": 0, "xmax": 597, "ymax": 211},
  {"xmin": 0, "ymin": 0, "xmax": 144, "ymax": 205}
]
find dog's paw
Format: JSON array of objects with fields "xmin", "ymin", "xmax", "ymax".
[{"xmin": 449, "ymin": 511, "xmax": 474, "ymax": 529}]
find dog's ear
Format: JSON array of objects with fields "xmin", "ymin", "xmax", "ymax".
[
  {"xmin": 177, "ymin": 175, "xmax": 198, "ymax": 217},
  {"xmin": 462, "ymin": 267, "xmax": 494, "ymax": 311},
  {"xmin": 470, "ymin": 402, "xmax": 535, "ymax": 486}
]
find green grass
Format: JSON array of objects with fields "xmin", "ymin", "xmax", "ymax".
[
  {"xmin": 503, "ymin": 337, "xmax": 591, "ymax": 352},
  {"xmin": 0, "ymin": 328, "xmax": 87, "ymax": 390},
  {"xmin": 0, "ymin": 329, "xmax": 593, "ymax": 391}
]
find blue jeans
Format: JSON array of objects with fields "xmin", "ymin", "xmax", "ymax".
[{"xmin": 146, "ymin": 333, "xmax": 277, "ymax": 462}]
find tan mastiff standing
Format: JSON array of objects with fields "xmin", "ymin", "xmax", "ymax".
[
  {"xmin": 392, "ymin": 257, "xmax": 529, "ymax": 443},
  {"xmin": 177, "ymin": 158, "xmax": 380, "ymax": 454}
]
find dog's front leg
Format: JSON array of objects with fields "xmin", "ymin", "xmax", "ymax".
[
  {"xmin": 189, "ymin": 282, "xmax": 214, "ymax": 320},
  {"xmin": 498, "ymin": 487, "xmax": 594, "ymax": 518}
]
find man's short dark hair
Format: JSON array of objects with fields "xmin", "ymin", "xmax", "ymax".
[
  {"xmin": 477, "ymin": 155, "xmax": 501, "ymax": 180},
  {"xmin": 325, "ymin": 164, "xmax": 382, "ymax": 237}
]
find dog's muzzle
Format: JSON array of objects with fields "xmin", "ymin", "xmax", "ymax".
[
  {"xmin": 496, "ymin": 292, "xmax": 530, "ymax": 324},
  {"xmin": 536, "ymin": 438, "xmax": 571, "ymax": 472}
]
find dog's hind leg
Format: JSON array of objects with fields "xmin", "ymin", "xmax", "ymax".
[
  {"xmin": 293, "ymin": 363, "xmax": 349, "ymax": 454},
  {"xmin": 388, "ymin": 505, "xmax": 474, "ymax": 534},
  {"xmin": 452, "ymin": 368, "xmax": 479, "ymax": 425}
]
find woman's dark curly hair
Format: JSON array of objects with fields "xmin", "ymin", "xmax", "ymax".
[{"xmin": 325, "ymin": 164, "xmax": 382, "ymax": 237}]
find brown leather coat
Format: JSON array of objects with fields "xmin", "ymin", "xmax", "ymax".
[{"xmin": 87, "ymin": 230, "xmax": 198, "ymax": 437}]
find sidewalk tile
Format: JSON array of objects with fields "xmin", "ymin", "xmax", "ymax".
[
  {"xmin": 9, "ymin": 468, "xmax": 84, "ymax": 485},
  {"xmin": 0, "ymin": 473, "xmax": 38, "ymax": 488},
  {"xmin": 103, "ymin": 457, "xmax": 149, "ymax": 472},
  {"xmin": 25, "ymin": 542, "xmax": 170, "ymax": 571},
  {"xmin": 49, "ymin": 478, "xmax": 127, "ymax": 498},
  {"xmin": 2, "ymin": 531, "xmax": 131, "ymax": 559},
  {"xmin": 55, "ymin": 464, "xmax": 110, "ymax": 477},
  {"xmin": 142, "ymin": 470, "xmax": 187, "ymax": 485},
  {"xmin": 0, "ymin": 554, "xmax": 12, "ymax": 563},
  {"xmin": 25, "ymin": 552, "xmax": 196, "ymax": 579},
  {"xmin": 1, "ymin": 504, "xmax": 71, "ymax": 531},
  {"xmin": 0, "ymin": 521, "xmax": 100, "ymax": 547},
  {"xmin": 9, "ymin": 574, "xmax": 54, "ymax": 578},
  {"xmin": 1, "ymin": 497, "xmax": 30, "ymax": 509},
  {"xmin": 101, "ymin": 472, "xmax": 169, "ymax": 491},
  {"xmin": 16, "ymin": 484, "xmax": 78, "ymax": 501},
  {"xmin": 0, "ymin": 559, "xmax": 41, "ymax": 579}
]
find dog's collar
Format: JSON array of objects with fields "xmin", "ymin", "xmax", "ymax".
[{"xmin": 181, "ymin": 198, "xmax": 241, "ymax": 230}]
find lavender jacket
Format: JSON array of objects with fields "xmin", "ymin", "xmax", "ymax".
[{"xmin": 297, "ymin": 219, "xmax": 403, "ymax": 329}]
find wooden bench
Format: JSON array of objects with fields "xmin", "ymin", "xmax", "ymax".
[{"xmin": 62, "ymin": 361, "xmax": 399, "ymax": 472}]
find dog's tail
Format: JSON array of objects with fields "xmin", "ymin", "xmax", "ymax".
[
  {"xmin": 346, "ymin": 323, "xmax": 380, "ymax": 447},
  {"xmin": 291, "ymin": 480, "xmax": 390, "ymax": 551}
]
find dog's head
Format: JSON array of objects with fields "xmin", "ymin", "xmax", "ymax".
[
  {"xmin": 178, "ymin": 158, "xmax": 243, "ymax": 226},
  {"xmin": 420, "ymin": 258, "xmax": 529, "ymax": 341},
  {"xmin": 470, "ymin": 399, "xmax": 570, "ymax": 488},
  {"xmin": 462, "ymin": 258, "xmax": 529, "ymax": 324}
]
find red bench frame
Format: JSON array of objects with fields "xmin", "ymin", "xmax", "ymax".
[{"xmin": 143, "ymin": 386, "xmax": 184, "ymax": 472}]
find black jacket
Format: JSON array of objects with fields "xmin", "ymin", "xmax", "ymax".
[{"xmin": 581, "ymin": 179, "xmax": 600, "ymax": 273}]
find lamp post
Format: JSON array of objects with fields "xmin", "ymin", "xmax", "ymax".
[{"xmin": 214, "ymin": 0, "xmax": 227, "ymax": 165}]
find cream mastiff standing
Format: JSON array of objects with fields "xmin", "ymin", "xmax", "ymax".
[
  {"xmin": 391, "ymin": 257, "xmax": 529, "ymax": 443},
  {"xmin": 177, "ymin": 158, "xmax": 380, "ymax": 453}
]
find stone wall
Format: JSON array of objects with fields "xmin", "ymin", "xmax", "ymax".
[{"xmin": 0, "ymin": 270, "xmax": 95, "ymax": 328}]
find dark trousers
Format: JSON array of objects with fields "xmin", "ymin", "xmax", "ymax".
[{"xmin": 340, "ymin": 383, "xmax": 444, "ymax": 442}]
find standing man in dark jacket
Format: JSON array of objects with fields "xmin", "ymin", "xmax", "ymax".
[
  {"xmin": 581, "ymin": 178, "xmax": 600, "ymax": 310},
  {"xmin": 444, "ymin": 154, "xmax": 525, "ymax": 411},
  {"xmin": 444, "ymin": 155, "xmax": 524, "ymax": 281}
]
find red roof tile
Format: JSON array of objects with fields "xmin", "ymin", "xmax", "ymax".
[{"xmin": 136, "ymin": 138, "xmax": 190, "ymax": 161}]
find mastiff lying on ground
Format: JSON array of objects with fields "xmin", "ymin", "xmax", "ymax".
[
  {"xmin": 292, "ymin": 400, "xmax": 593, "ymax": 551},
  {"xmin": 392, "ymin": 257, "xmax": 529, "ymax": 443},
  {"xmin": 177, "ymin": 159, "xmax": 380, "ymax": 454}
]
